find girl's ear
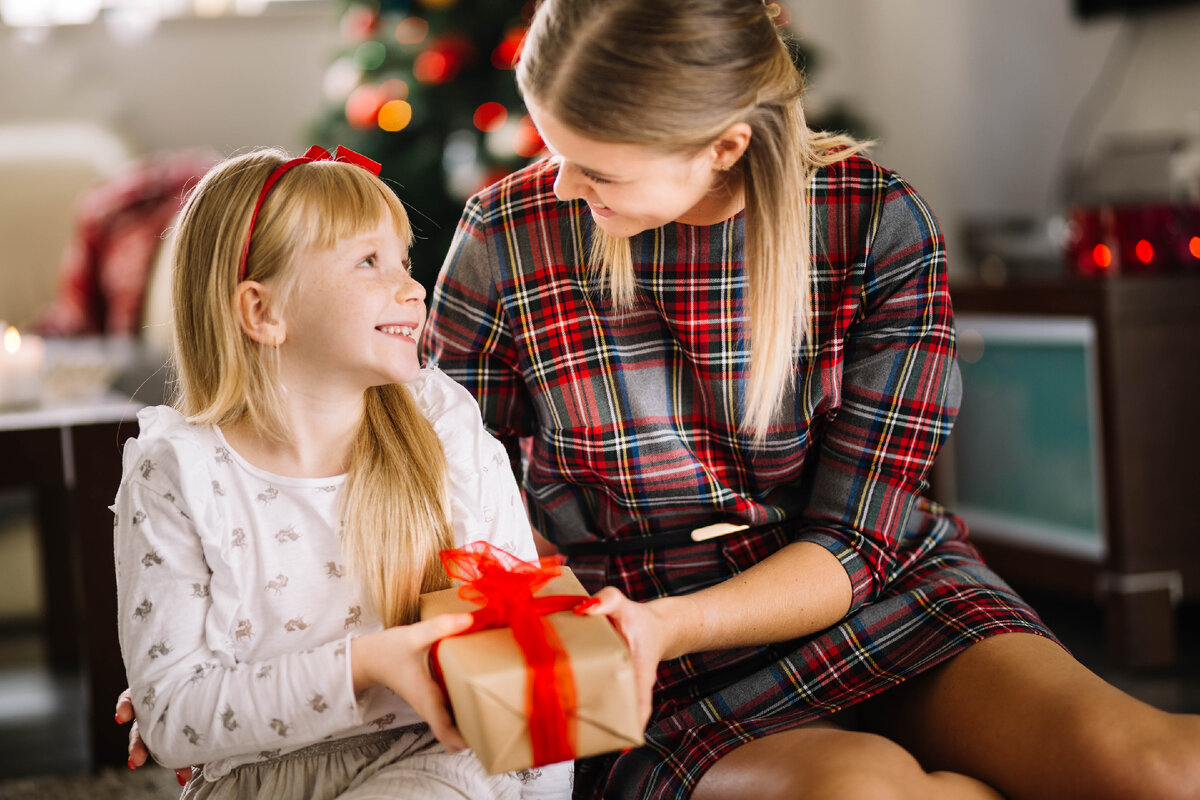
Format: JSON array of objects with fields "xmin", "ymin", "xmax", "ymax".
[
  {"xmin": 234, "ymin": 280, "xmax": 286, "ymax": 347},
  {"xmin": 710, "ymin": 121, "xmax": 753, "ymax": 171}
]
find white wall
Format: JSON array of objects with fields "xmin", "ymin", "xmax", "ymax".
[
  {"xmin": 0, "ymin": 4, "xmax": 338, "ymax": 156},
  {"xmin": 788, "ymin": 0, "xmax": 1200, "ymax": 277},
  {"xmin": 3, "ymin": 0, "xmax": 1199, "ymax": 276}
]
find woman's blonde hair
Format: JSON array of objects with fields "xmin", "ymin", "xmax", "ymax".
[
  {"xmin": 516, "ymin": 0, "xmax": 867, "ymax": 439},
  {"xmin": 171, "ymin": 149, "xmax": 452, "ymax": 626}
]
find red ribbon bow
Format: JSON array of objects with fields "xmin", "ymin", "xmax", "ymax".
[
  {"xmin": 433, "ymin": 542, "xmax": 582, "ymax": 766},
  {"xmin": 237, "ymin": 144, "xmax": 383, "ymax": 281}
]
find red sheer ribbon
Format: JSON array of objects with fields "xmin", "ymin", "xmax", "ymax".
[
  {"xmin": 432, "ymin": 542, "xmax": 581, "ymax": 766},
  {"xmin": 237, "ymin": 144, "xmax": 383, "ymax": 281}
]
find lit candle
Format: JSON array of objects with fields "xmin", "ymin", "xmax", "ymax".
[{"xmin": 0, "ymin": 324, "xmax": 45, "ymax": 410}]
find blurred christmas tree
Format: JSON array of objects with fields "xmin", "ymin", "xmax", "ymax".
[
  {"xmin": 310, "ymin": 0, "xmax": 542, "ymax": 288},
  {"xmin": 310, "ymin": 0, "xmax": 869, "ymax": 290}
]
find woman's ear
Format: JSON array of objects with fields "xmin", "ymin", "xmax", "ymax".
[
  {"xmin": 710, "ymin": 122, "xmax": 753, "ymax": 171},
  {"xmin": 234, "ymin": 281, "xmax": 286, "ymax": 347}
]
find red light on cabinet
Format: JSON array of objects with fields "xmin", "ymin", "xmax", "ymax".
[
  {"xmin": 1135, "ymin": 239, "xmax": 1154, "ymax": 264},
  {"xmin": 1093, "ymin": 244, "xmax": 1113, "ymax": 269}
]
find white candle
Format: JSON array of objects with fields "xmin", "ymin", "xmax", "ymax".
[{"xmin": 0, "ymin": 324, "xmax": 45, "ymax": 409}]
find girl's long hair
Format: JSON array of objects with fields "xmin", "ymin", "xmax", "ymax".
[
  {"xmin": 171, "ymin": 149, "xmax": 451, "ymax": 626},
  {"xmin": 516, "ymin": 0, "xmax": 867, "ymax": 439}
]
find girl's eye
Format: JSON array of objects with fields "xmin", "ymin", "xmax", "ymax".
[{"xmin": 356, "ymin": 254, "xmax": 378, "ymax": 269}]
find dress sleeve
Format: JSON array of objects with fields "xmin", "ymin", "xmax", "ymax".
[
  {"xmin": 114, "ymin": 416, "xmax": 358, "ymax": 770},
  {"xmin": 794, "ymin": 174, "xmax": 961, "ymax": 612},
  {"xmin": 421, "ymin": 195, "xmax": 535, "ymax": 442}
]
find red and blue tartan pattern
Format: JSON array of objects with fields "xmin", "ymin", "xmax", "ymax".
[{"xmin": 421, "ymin": 155, "xmax": 1054, "ymax": 798}]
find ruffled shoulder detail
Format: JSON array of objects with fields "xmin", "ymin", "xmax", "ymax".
[
  {"xmin": 408, "ymin": 369, "xmax": 534, "ymax": 558},
  {"xmin": 121, "ymin": 405, "xmax": 217, "ymax": 513},
  {"xmin": 408, "ymin": 367, "xmax": 489, "ymax": 435}
]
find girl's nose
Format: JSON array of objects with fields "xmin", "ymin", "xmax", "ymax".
[
  {"xmin": 397, "ymin": 271, "xmax": 426, "ymax": 302},
  {"xmin": 553, "ymin": 161, "xmax": 586, "ymax": 202}
]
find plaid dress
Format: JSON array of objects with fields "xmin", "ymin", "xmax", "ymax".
[{"xmin": 421, "ymin": 155, "xmax": 1054, "ymax": 799}]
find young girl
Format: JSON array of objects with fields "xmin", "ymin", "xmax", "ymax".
[{"xmin": 112, "ymin": 146, "xmax": 571, "ymax": 799}]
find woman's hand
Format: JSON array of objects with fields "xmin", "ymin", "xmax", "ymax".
[
  {"xmin": 114, "ymin": 688, "xmax": 193, "ymax": 786},
  {"xmin": 576, "ymin": 587, "xmax": 696, "ymax": 729},
  {"xmin": 350, "ymin": 612, "xmax": 476, "ymax": 751}
]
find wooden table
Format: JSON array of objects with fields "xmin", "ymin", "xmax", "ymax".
[{"xmin": 0, "ymin": 393, "xmax": 143, "ymax": 769}]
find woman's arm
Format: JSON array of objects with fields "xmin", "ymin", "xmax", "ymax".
[{"xmin": 586, "ymin": 170, "xmax": 958, "ymax": 725}]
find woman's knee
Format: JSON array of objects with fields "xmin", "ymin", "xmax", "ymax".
[
  {"xmin": 693, "ymin": 728, "xmax": 965, "ymax": 800},
  {"xmin": 1061, "ymin": 709, "xmax": 1200, "ymax": 800}
]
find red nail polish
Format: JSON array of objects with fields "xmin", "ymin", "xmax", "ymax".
[
  {"xmin": 574, "ymin": 597, "xmax": 600, "ymax": 614},
  {"xmin": 127, "ymin": 759, "xmax": 136, "ymax": 770},
  {"xmin": 115, "ymin": 713, "xmax": 122, "ymax": 724},
  {"xmin": 178, "ymin": 772, "xmax": 188, "ymax": 786}
]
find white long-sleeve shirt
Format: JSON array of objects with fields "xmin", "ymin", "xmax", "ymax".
[{"xmin": 113, "ymin": 369, "xmax": 569, "ymax": 796}]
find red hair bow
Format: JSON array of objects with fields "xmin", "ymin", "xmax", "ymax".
[{"xmin": 237, "ymin": 145, "xmax": 383, "ymax": 281}]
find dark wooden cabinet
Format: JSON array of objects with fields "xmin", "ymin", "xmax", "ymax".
[{"xmin": 937, "ymin": 274, "xmax": 1200, "ymax": 669}]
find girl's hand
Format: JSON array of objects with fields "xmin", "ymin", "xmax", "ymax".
[
  {"xmin": 115, "ymin": 688, "xmax": 193, "ymax": 786},
  {"xmin": 575, "ymin": 587, "xmax": 685, "ymax": 730},
  {"xmin": 351, "ymin": 612, "xmax": 476, "ymax": 751}
]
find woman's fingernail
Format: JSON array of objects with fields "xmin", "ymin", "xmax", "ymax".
[
  {"xmin": 115, "ymin": 713, "xmax": 122, "ymax": 724},
  {"xmin": 127, "ymin": 759, "xmax": 136, "ymax": 770},
  {"xmin": 574, "ymin": 597, "xmax": 600, "ymax": 614},
  {"xmin": 178, "ymin": 772, "xmax": 188, "ymax": 786}
]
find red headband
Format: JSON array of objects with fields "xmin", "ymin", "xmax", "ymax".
[{"xmin": 237, "ymin": 144, "xmax": 383, "ymax": 281}]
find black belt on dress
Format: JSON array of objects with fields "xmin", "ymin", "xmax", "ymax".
[{"xmin": 555, "ymin": 521, "xmax": 771, "ymax": 557}]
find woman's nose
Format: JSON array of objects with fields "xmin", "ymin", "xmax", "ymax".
[{"xmin": 553, "ymin": 161, "xmax": 586, "ymax": 202}]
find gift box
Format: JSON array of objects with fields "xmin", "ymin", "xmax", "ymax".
[{"xmin": 419, "ymin": 542, "xmax": 643, "ymax": 774}]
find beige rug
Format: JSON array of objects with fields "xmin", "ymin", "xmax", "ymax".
[{"xmin": 0, "ymin": 765, "xmax": 180, "ymax": 799}]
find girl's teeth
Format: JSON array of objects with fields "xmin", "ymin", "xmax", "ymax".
[{"xmin": 379, "ymin": 325, "xmax": 414, "ymax": 337}]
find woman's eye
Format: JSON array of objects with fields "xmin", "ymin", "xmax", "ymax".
[{"xmin": 586, "ymin": 173, "xmax": 614, "ymax": 185}]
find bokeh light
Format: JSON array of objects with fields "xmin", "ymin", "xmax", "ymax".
[
  {"xmin": 491, "ymin": 27, "xmax": 525, "ymax": 70},
  {"xmin": 1092, "ymin": 243, "xmax": 1112, "ymax": 269},
  {"xmin": 378, "ymin": 100, "xmax": 414, "ymax": 132},
  {"xmin": 394, "ymin": 16, "xmax": 428, "ymax": 45},
  {"xmin": 473, "ymin": 102, "xmax": 508, "ymax": 132},
  {"xmin": 1190, "ymin": 236, "xmax": 1200, "ymax": 260},
  {"xmin": 323, "ymin": 57, "xmax": 362, "ymax": 101},
  {"xmin": 414, "ymin": 49, "xmax": 451, "ymax": 83},
  {"xmin": 354, "ymin": 40, "xmax": 388, "ymax": 71},
  {"xmin": 346, "ymin": 84, "xmax": 385, "ymax": 129},
  {"xmin": 513, "ymin": 115, "xmax": 545, "ymax": 158}
]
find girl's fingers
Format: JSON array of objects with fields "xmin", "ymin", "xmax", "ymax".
[
  {"xmin": 114, "ymin": 688, "xmax": 134, "ymax": 723},
  {"xmin": 416, "ymin": 612, "xmax": 474, "ymax": 646}
]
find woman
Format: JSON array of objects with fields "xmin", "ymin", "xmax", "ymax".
[{"xmin": 418, "ymin": 0, "xmax": 1200, "ymax": 798}]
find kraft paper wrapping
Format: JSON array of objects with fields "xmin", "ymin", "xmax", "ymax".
[{"xmin": 419, "ymin": 568, "xmax": 643, "ymax": 774}]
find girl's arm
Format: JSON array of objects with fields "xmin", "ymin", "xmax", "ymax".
[{"xmin": 116, "ymin": 474, "xmax": 360, "ymax": 768}]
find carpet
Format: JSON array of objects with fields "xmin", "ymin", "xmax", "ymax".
[{"xmin": 0, "ymin": 765, "xmax": 180, "ymax": 800}]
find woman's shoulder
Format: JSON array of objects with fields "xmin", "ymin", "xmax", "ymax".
[
  {"xmin": 812, "ymin": 151, "xmax": 912, "ymax": 200},
  {"xmin": 465, "ymin": 158, "xmax": 561, "ymax": 227}
]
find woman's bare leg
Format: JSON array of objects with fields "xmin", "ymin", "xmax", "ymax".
[
  {"xmin": 861, "ymin": 632, "xmax": 1200, "ymax": 800},
  {"xmin": 692, "ymin": 719, "xmax": 1002, "ymax": 800}
]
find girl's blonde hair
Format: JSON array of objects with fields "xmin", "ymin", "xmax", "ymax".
[
  {"xmin": 171, "ymin": 149, "xmax": 452, "ymax": 626},
  {"xmin": 516, "ymin": 0, "xmax": 867, "ymax": 439}
]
